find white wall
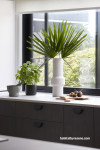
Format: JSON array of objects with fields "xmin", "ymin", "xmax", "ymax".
[
  {"xmin": 15, "ymin": 14, "xmax": 22, "ymax": 76},
  {"xmin": 0, "ymin": 0, "xmax": 15, "ymax": 90},
  {"xmin": 16, "ymin": 0, "xmax": 100, "ymax": 13}
]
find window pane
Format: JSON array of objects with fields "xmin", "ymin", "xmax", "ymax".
[
  {"xmin": 33, "ymin": 13, "xmax": 45, "ymax": 85},
  {"xmin": 48, "ymin": 10, "xmax": 96, "ymax": 88}
]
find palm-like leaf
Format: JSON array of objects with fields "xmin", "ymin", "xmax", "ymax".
[{"xmin": 27, "ymin": 21, "xmax": 87, "ymax": 59}]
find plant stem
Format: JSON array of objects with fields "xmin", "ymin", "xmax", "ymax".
[{"xmin": 39, "ymin": 58, "xmax": 52, "ymax": 69}]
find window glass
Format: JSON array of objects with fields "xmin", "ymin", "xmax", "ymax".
[
  {"xmin": 33, "ymin": 13, "xmax": 45, "ymax": 85},
  {"xmin": 48, "ymin": 10, "xmax": 96, "ymax": 88}
]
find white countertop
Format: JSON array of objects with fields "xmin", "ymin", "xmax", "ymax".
[
  {"xmin": 0, "ymin": 92, "xmax": 100, "ymax": 108},
  {"xmin": 0, "ymin": 135, "xmax": 99, "ymax": 150}
]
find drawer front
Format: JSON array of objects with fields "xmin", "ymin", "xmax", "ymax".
[
  {"xmin": 64, "ymin": 105, "xmax": 93, "ymax": 147},
  {"xmin": 16, "ymin": 102, "xmax": 63, "ymax": 122},
  {"xmin": 16, "ymin": 118, "xmax": 63, "ymax": 142},
  {"xmin": 0, "ymin": 100, "xmax": 16, "ymax": 116},
  {"xmin": 0, "ymin": 115, "xmax": 16, "ymax": 136},
  {"xmin": 94, "ymin": 108, "xmax": 100, "ymax": 148}
]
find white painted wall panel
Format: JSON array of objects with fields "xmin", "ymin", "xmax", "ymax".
[
  {"xmin": 16, "ymin": 0, "xmax": 100, "ymax": 13},
  {"xmin": 0, "ymin": 0, "xmax": 15, "ymax": 90}
]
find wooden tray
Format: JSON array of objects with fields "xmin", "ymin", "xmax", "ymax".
[
  {"xmin": 69, "ymin": 97, "xmax": 89, "ymax": 100},
  {"xmin": 56, "ymin": 96, "xmax": 89, "ymax": 102}
]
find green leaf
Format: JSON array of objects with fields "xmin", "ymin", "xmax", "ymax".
[
  {"xmin": 15, "ymin": 61, "xmax": 41, "ymax": 85},
  {"xmin": 27, "ymin": 21, "xmax": 87, "ymax": 63}
]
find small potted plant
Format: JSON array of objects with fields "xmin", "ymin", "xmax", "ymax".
[{"xmin": 15, "ymin": 61, "xmax": 41, "ymax": 95}]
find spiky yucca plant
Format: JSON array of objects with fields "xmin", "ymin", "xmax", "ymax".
[{"xmin": 27, "ymin": 21, "xmax": 87, "ymax": 62}]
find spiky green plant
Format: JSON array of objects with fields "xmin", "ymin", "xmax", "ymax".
[{"xmin": 27, "ymin": 21, "xmax": 87, "ymax": 65}]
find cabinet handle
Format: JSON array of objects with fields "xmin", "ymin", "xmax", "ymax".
[
  {"xmin": 34, "ymin": 121, "xmax": 43, "ymax": 128},
  {"xmin": 73, "ymin": 108, "xmax": 84, "ymax": 114},
  {"xmin": 34, "ymin": 104, "xmax": 44, "ymax": 111}
]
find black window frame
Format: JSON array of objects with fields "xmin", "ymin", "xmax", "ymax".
[{"xmin": 22, "ymin": 10, "xmax": 100, "ymax": 96}]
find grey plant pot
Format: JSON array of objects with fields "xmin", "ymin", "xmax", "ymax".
[
  {"xmin": 25, "ymin": 84, "xmax": 37, "ymax": 95},
  {"xmin": 7, "ymin": 85, "xmax": 21, "ymax": 97}
]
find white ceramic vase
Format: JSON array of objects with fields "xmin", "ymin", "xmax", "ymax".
[{"xmin": 51, "ymin": 58, "xmax": 65, "ymax": 97}]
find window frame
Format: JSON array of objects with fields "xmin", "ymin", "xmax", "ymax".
[{"xmin": 22, "ymin": 11, "xmax": 100, "ymax": 96}]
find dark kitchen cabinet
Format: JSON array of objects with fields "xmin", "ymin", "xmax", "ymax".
[
  {"xmin": 1, "ymin": 99, "xmax": 100, "ymax": 148},
  {"xmin": 64, "ymin": 105, "xmax": 93, "ymax": 147},
  {"xmin": 16, "ymin": 102, "xmax": 63, "ymax": 122},
  {"xmin": 94, "ymin": 108, "xmax": 100, "ymax": 148},
  {"xmin": 16, "ymin": 118, "xmax": 63, "ymax": 142},
  {"xmin": 0, "ymin": 100, "xmax": 16, "ymax": 116},
  {"xmin": 16, "ymin": 102, "xmax": 63, "ymax": 143},
  {"xmin": 0, "ymin": 116, "xmax": 16, "ymax": 136},
  {"xmin": 0, "ymin": 100, "xmax": 16, "ymax": 136}
]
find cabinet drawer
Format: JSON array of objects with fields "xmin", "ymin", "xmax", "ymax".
[
  {"xmin": 16, "ymin": 102, "xmax": 63, "ymax": 122},
  {"xmin": 0, "ymin": 115, "xmax": 16, "ymax": 136},
  {"xmin": 94, "ymin": 108, "xmax": 100, "ymax": 148},
  {"xmin": 0, "ymin": 100, "xmax": 16, "ymax": 116},
  {"xmin": 64, "ymin": 105, "xmax": 93, "ymax": 147},
  {"xmin": 16, "ymin": 118, "xmax": 63, "ymax": 142}
]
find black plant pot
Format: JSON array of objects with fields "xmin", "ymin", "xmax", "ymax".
[{"xmin": 25, "ymin": 84, "xmax": 37, "ymax": 95}]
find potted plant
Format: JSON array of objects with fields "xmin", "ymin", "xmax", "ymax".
[
  {"xmin": 27, "ymin": 21, "xmax": 87, "ymax": 96},
  {"xmin": 15, "ymin": 61, "xmax": 41, "ymax": 95}
]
